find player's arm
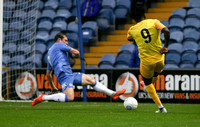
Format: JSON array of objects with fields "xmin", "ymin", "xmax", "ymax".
[
  {"xmin": 160, "ymin": 27, "xmax": 170, "ymax": 54},
  {"xmin": 46, "ymin": 70, "xmax": 58, "ymax": 93},
  {"xmin": 127, "ymin": 29, "xmax": 135, "ymax": 43},
  {"xmin": 70, "ymin": 48, "xmax": 80, "ymax": 58}
]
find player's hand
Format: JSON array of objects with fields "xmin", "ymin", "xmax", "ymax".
[
  {"xmin": 160, "ymin": 47, "xmax": 168, "ymax": 54},
  {"xmin": 50, "ymin": 88, "xmax": 58, "ymax": 94}
]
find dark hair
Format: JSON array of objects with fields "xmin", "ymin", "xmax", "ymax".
[
  {"xmin": 132, "ymin": 6, "xmax": 146, "ymax": 22},
  {"xmin": 54, "ymin": 33, "xmax": 67, "ymax": 42}
]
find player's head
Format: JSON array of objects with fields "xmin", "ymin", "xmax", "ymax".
[
  {"xmin": 132, "ymin": 6, "xmax": 146, "ymax": 23},
  {"xmin": 55, "ymin": 33, "xmax": 68, "ymax": 44}
]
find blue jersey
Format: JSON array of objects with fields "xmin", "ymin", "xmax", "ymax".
[{"xmin": 47, "ymin": 42, "xmax": 73, "ymax": 84}]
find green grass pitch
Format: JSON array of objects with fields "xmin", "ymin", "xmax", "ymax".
[{"xmin": 0, "ymin": 102, "xmax": 199, "ymax": 127}]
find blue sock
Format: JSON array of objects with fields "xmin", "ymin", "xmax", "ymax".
[{"xmin": 65, "ymin": 94, "xmax": 68, "ymax": 102}]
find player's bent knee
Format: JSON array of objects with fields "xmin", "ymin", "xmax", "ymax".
[
  {"xmin": 67, "ymin": 96, "xmax": 74, "ymax": 101},
  {"xmin": 142, "ymin": 76, "xmax": 152, "ymax": 86}
]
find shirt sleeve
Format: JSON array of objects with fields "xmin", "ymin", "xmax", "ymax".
[
  {"xmin": 154, "ymin": 19, "xmax": 166, "ymax": 32},
  {"xmin": 59, "ymin": 43, "xmax": 72, "ymax": 52},
  {"xmin": 127, "ymin": 28, "xmax": 133, "ymax": 40}
]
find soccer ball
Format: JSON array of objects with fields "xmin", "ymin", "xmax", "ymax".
[{"xmin": 124, "ymin": 97, "xmax": 138, "ymax": 110}]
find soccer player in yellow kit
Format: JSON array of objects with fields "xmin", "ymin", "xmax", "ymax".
[{"xmin": 127, "ymin": 7, "xmax": 170, "ymax": 113}]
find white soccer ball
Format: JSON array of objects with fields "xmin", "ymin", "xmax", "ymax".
[{"xmin": 124, "ymin": 97, "xmax": 138, "ymax": 110}]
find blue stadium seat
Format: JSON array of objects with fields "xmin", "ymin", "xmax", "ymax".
[
  {"xmin": 9, "ymin": 55, "xmax": 26, "ymax": 66},
  {"xmin": 5, "ymin": 30, "xmax": 20, "ymax": 41},
  {"xmin": 99, "ymin": 64, "xmax": 114, "ymax": 68},
  {"xmin": 188, "ymin": 0, "xmax": 200, "ymax": 8},
  {"xmin": 35, "ymin": 42, "xmax": 47, "ymax": 54},
  {"xmin": 3, "ymin": 54, "xmax": 10, "ymax": 65},
  {"xmin": 82, "ymin": 21, "xmax": 97, "ymax": 43},
  {"xmin": 185, "ymin": 17, "xmax": 200, "ymax": 29},
  {"xmin": 42, "ymin": 52, "xmax": 48, "ymax": 65},
  {"xmin": 179, "ymin": 63, "xmax": 194, "ymax": 68},
  {"xmin": 165, "ymin": 52, "xmax": 181, "ymax": 65},
  {"xmin": 119, "ymin": 44, "xmax": 135, "ymax": 55},
  {"xmin": 27, "ymin": 9, "xmax": 41, "ymax": 19},
  {"xmin": 9, "ymin": 19, "xmax": 23, "ymax": 31},
  {"xmin": 55, "ymin": 8, "xmax": 72, "ymax": 20},
  {"xmin": 129, "ymin": 49, "xmax": 140, "ymax": 68},
  {"xmin": 3, "ymin": 42, "xmax": 17, "ymax": 54},
  {"xmin": 16, "ymin": 0, "xmax": 29, "ymax": 11},
  {"xmin": 183, "ymin": 40, "xmax": 198, "ymax": 53},
  {"xmin": 18, "ymin": 43, "xmax": 32, "ymax": 54},
  {"xmin": 181, "ymin": 52, "xmax": 197, "ymax": 64},
  {"xmin": 183, "ymin": 31, "xmax": 200, "ymax": 42},
  {"xmin": 187, "ymin": 8, "xmax": 200, "ymax": 18},
  {"xmin": 3, "ymin": 1, "xmax": 16, "ymax": 10},
  {"xmin": 53, "ymin": 20, "xmax": 67, "ymax": 31},
  {"xmin": 41, "ymin": 8, "xmax": 56, "ymax": 20},
  {"xmin": 59, "ymin": 0, "xmax": 72, "ymax": 10},
  {"xmin": 23, "ymin": 17, "xmax": 37, "ymax": 31},
  {"xmin": 3, "ymin": 22, "xmax": 9, "ymax": 32},
  {"xmin": 114, "ymin": 0, "xmax": 131, "ymax": 19},
  {"xmin": 171, "ymin": 8, "xmax": 186, "ymax": 19},
  {"xmin": 169, "ymin": 17, "xmax": 184, "ymax": 32},
  {"xmin": 13, "ymin": 10, "xmax": 27, "ymax": 20},
  {"xmin": 170, "ymin": 31, "xmax": 183, "ymax": 43},
  {"xmin": 66, "ymin": 32, "xmax": 79, "ymax": 47},
  {"xmin": 96, "ymin": 8, "xmax": 114, "ymax": 30},
  {"xmin": 114, "ymin": 63, "xmax": 129, "ymax": 68},
  {"xmin": 114, "ymin": 53, "xmax": 131, "ymax": 67},
  {"xmin": 168, "ymin": 43, "xmax": 183, "ymax": 54},
  {"xmin": 37, "ymin": 17, "xmax": 53, "ymax": 31},
  {"xmin": 21, "ymin": 30, "xmax": 34, "ymax": 41},
  {"xmin": 36, "ymin": 29, "xmax": 49, "ymax": 42},
  {"xmin": 67, "ymin": 21, "xmax": 78, "ymax": 33},
  {"xmin": 3, "ymin": 11, "xmax": 12, "ymax": 20},
  {"xmin": 46, "ymin": 39, "xmax": 54, "ymax": 50},
  {"xmin": 164, "ymin": 63, "xmax": 179, "ymax": 68},
  {"xmin": 102, "ymin": 0, "xmax": 116, "ymax": 9},
  {"xmin": 98, "ymin": 54, "xmax": 116, "ymax": 67},
  {"xmin": 44, "ymin": 0, "xmax": 59, "ymax": 10},
  {"xmin": 49, "ymin": 28, "xmax": 61, "ymax": 40}
]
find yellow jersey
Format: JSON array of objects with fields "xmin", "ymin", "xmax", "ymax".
[{"xmin": 127, "ymin": 19, "xmax": 166, "ymax": 65}]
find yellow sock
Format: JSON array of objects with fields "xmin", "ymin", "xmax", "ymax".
[
  {"xmin": 146, "ymin": 84, "xmax": 162, "ymax": 106},
  {"xmin": 152, "ymin": 76, "xmax": 158, "ymax": 84}
]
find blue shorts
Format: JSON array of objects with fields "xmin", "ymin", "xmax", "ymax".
[{"xmin": 60, "ymin": 72, "xmax": 82, "ymax": 91}]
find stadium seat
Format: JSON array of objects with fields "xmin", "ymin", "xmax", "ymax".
[
  {"xmin": 9, "ymin": 19, "xmax": 23, "ymax": 31},
  {"xmin": 86, "ymin": 66, "xmax": 98, "ymax": 69},
  {"xmin": 46, "ymin": 39, "xmax": 54, "ymax": 50},
  {"xmin": 181, "ymin": 52, "xmax": 197, "ymax": 64},
  {"xmin": 42, "ymin": 52, "xmax": 48, "ymax": 65},
  {"xmin": 3, "ymin": 1, "xmax": 16, "ymax": 10},
  {"xmin": 36, "ymin": 29, "xmax": 49, "ymax": 42},
  {"xmin": 12, "ymin": 10, "xmax": 27, "ymax": 20},
  {"xmin": 114, "ymin": 63, "xmax": 129, "ymax": 68},
  {"xmin": 37, "ymin": 17, "xmax": 53, "ymax": 31},
  {"xmin": 41, "ymin": 8, "xmax": 56, "ymax": 20},
  {"xmin": 164, "ymin": 63, "xmax": 179, "ymax": 68},
  {"xmin": 171, "ymin": 8, "xmax": 186, "ymax": 19},
  {"xmin": 179, "ymin": 62, "xmax": 194, "ymax": 68},
  {"xmin": 55, "ymin": 8, "xmax": 72, "ymax": 20},
  {"xmin": 184, "ymin": 17, "xmax": 200, "ymax": 30},
  {"xmin": 165, "ymin": 52, "xmax": 181, "ymax": 65},
  {"xmin": 3, "ymin": 42, "xmax": 17, "ymax": 54},
  {"xmin": 38, "ymin": 0, "xmax": 44, "ymax": 10},
  {"xmin": 169, "ymin": 17, "xmax": 184, "ymax": 32},
  {"xmin": 98, "ymin": 54, "xmax": 116, "ymax": 67},
  {"xmin": 18, "ymin": 43, "xmax": 32, "ymax": 55},
  {"xmin": 66, "ymin": 32, "xmax": 78, "ymax": 45},
  {"xmin": 21, "ymin": 30, "xmax": 35, "ymax": 41},
  {"xmin": 3, "ymin": 22, "xmax": 9, "ymax": 32},
  {"xmin": 53, "ymin": 20, "xmax": 67, "ymax": 31},
  {"xmin": 96, "ymin": 8, "xmax": 114, "ymax": 30},
  {"xmin": 168, "ymin": 43, "xmax": 183, "ymax": 54},
  {"xmin": 49, "ymin": 28, "xmax": 61, "ymax": 40},
  {"xmin": 59, "ymin": 0, "xmax": 72, "ymax": 10},
  {"xmin": 188, "ymin": 0, "xmax": 200, "ymax": 8},
  {"xmin": 184, "ymin": 30, "xmax": 199, "ymax": 42},
  {"xmin": 82, "ymin": 21, "xmax": 97, "ymax": 43},
  {"xmin": 24, "ymin": 17, "xmax": 37, "ymax": 31},
  {"xmin": 170, "ymin": 31, "xmax": 183, "ymax": 43},
  {"xmin": 5, "ymin": 30, "xmax": 20, "ymax": 41},
  {"xmin": 102, "ymin": 0, "xmax": 116, "ymax": 9},
  {"xmin": 99, "ymin": 64, "xmax": 114, "ymax": 68},
  {"xmin": 114, "ymin": 53, "xmax": 131, "ymax": 67},
  {"xmin": 129, "ymin": 49, "xmax": 140, "ymax": 68},
  {"xmin": 67, "ymin": 21, "xmax": 78, "ymax": 33},
  {"xmin": 195, "ymin": 61, "xmax": 200, "ymax": 68},
  {"xmin": 118, "ymin": 44, "xmax": 135, "ymax": 55},
  {"xmin": 16, "ymin": 0, "xmax": 29, "ymax": 11},
  {"xmin": 2, "ymin": 54, "xmax": 10, "ymax": 65},
  {"xmin": 35, "ymin": 42, "xmax": 47, "ymax": 54},
  {"xmin": 187, "ymin": 8, "xmax": 200, "ymax": 19},
  {"xmin": 114, "ymin": 0, "xmax": 131, "ymax": 19},
  {"xmin": 27, "ymin": 9, "xmax": 41, "ymax": 19},
  {"xmin": 9, "ymin": 55, "xmax": 26, "ymax": 66},
  {"xmin": 3, "ymin": 10, "xmax": 12, "ymax": 20},
  {"xmin": 44, "ymin": 0, "xmax": 59, "ymax": 10}
]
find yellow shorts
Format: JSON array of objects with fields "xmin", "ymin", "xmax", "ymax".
[{"xmin": 140, "ymin": 59, "xmax": 164, "ymax": 79}]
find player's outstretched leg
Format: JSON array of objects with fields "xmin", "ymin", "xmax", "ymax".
[
  {"xmin": 32, "ymin": 94, "xmax": 45, "ymax": 106},
  {"xmin": 112, "ymin": 88, "xmax": 126, "ymax": 100}
]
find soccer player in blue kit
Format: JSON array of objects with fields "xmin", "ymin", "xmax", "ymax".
[{"xmin": 32, "ymin": 33, "xmax": 126, "ymax": 106}]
